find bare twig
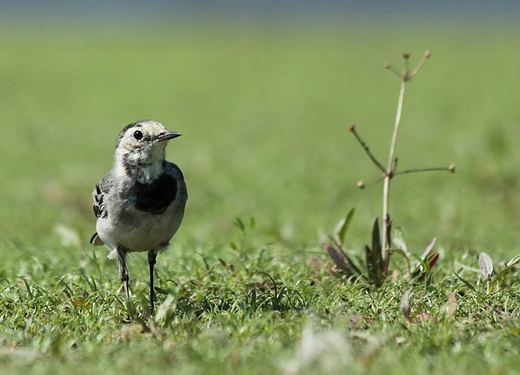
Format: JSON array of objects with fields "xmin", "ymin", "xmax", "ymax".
[
  {"xmin": 349, "ymin": 124, "xmax": 386, "ymax": 174},
  {"xmin": 403, "ymin": 52, "xmax": 411, "ymax": 80},
  {"xmin": 357, "ymin": 177, "xmax": 385, "ymax": 189},
  {"xmin": 384, "ymin": 62, "xmax": 402, "ymax": 79},
  {"xmin": 394, "ymin": 165, "xmax": 456, "ymax": 176},
  {"xmin": 410, "ymin": 51, "xmax": 431, "ymax": 79}
]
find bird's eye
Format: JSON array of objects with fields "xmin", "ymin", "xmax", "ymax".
[{"xmin": 133, "ymin": 130, "xmax": 143, "ymax": 140}]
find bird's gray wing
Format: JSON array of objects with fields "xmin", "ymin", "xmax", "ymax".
[{"xmin": 90, "ymin": 172, "xmax": 113, "ymax": 246}]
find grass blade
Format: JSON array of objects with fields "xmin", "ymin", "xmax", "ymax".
[{"xmin": 334, "ymin": 207, "xmax": 356, "ymax": 246}]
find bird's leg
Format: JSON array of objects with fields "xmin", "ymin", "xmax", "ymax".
[
  {"xmin": 117, "ymin": 247, "xmax": 131, "ymax": 301},
  {"xmin": 148, "ymin": 250, "xmax": 158, "ymax": 316}
]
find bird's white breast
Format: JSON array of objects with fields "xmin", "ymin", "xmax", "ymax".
[{"xmin": 95, "ymin": 190, "xmax": 185, "ymax": 255}]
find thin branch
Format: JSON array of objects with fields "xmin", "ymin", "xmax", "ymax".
[
  {"xmin": 349, "ymin": 124, "xmax": 387, "ymax": 174},
  {"xmin": 357, "ymin": 176, "xmax": 385, "ymax": 189},
  {"xmin": 358, "ymin": 165, "xmax": 455, "ymax": 189},
  {"xmin": 403, "ymin": 53, "xmax": 411, "ymax": 81},
  {"xmin": 410, "ymin": 50, "xmax": 431, "ymax": 78},
  {"xmin": 384, "ymin": 62, "xmax": 402, "ymax": 79},
  {"xmin": 394, "ymin": 165, "xmax": 456, "ymax": 176}
]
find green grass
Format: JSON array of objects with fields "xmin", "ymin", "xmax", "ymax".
[{"xmin": 2, "ymin": 18, "xmax": 520, "ymax": 375}]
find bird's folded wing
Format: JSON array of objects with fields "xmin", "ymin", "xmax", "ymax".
[
  {"xmin": 92, "ymin": 173, "xmax": 113, "ymax": 219},
  {"xmin": 90, "ymin": 173, "xmax": 114, "ymax": 246}
]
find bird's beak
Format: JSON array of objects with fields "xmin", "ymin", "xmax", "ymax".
[{"xmin": 156, "ymin": 131, "xmax": 182, "ymax": 142}]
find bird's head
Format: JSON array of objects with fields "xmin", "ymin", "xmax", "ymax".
[{"xmin": 114, "ymin": 120, "xmax": 181, "ymax": 166}]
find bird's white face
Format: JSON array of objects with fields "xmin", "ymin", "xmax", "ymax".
[{"xmin": 115, "ymin": 120, "xmax": 181, "ymax": 166}]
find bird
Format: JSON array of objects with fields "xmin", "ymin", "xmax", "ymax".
[{"xmin": 90, "ymin": 120, "xmax": 187, "ymax": 315}]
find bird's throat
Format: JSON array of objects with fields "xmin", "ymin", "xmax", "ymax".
[
  {"xmin": 120, "ymin": 158, "xmax": 165, "ymax": 184},
  {"xmin": 136, "ymin": 161, "xmax": 165, "ymax": 183}
]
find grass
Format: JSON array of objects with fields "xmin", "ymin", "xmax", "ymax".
[{"xmin": 1, "ymin": 17, "xmax": 520, "ymax": 374}]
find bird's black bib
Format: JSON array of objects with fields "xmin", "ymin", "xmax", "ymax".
[{"xmin": 133, "ymin": 173, "xmax": 178, "ymax": 215}]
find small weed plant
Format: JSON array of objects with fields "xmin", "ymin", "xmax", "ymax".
[{"xmin": 326, "ymin": 51, "xmax": 455, "ymax": 287}]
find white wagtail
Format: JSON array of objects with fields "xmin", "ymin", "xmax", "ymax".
[{"xmin": 90, "ymin": 120, "xmax": 187, "ymax": 315}]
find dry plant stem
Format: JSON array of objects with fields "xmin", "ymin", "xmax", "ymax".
[
  {"xmin": 382, "ymin": 79, "xmax": 407, "ymax": 251},
  {"xmin": 358, "ymin": 166, "xmax": 454, "ymax": 188},
  {"xmin": 395, "ymin": 166, "xmax": 454, "ymax": 176},
  {"xmin": 410, "ymin": 53, "xmax": 430, "ymax": 78},
  {"xmin": 349, "ymin": 126, "xmax": 386, "ymax": 173}
]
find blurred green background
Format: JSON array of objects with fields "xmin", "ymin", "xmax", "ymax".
[{"xmin": 2, "ymin": 17, "xmax": 520, "ymax": 259}]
